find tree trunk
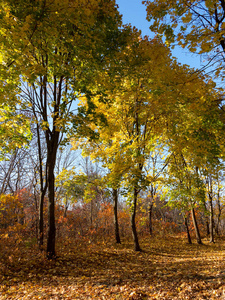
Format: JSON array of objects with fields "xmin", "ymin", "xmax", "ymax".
[
  {"xmin": 36, "ymin": 123, "xmax": 47, "ymax": 249},
  {"xmin": 184, "ymin": 216, "xmax": 192, "ymax": 244},
  {"xmin": 46, "ymin": 157, "xmax": 56, "ymax": 259},
  {"xmin": 209, "ymin": 194, "xmax": 214, "ymax": 243},
  {"xmin": 191, "ymin": 207, "xmax": 202, "ymax": 244},
  {"xmin": 215, "ymin": 188, "xmax": 221, "ymax": 236},
  {"xmin": 215, "ymin": 200, "xmax": 221, "ymax": 235},
  {"xmin": 45, "ymin": 74, "xmax": 62, "ymax": 259},
  {"xmin": 113, "ymin": 188, "xmax": 121, "ymax": 244},
  {"xmin": 131, "ymin": 188, "xmax": 141, "ymax": 251},
  {"xmin": 63, "ymin": 199, "xmax": 68, "ymax": 218},
  {"xmin": 208, "ymin": 175, "xmax": 214, "ymax": 243},
  {"xmin": 46, "ymin": 131, "xmax": 59, "ymax": 259},
  {"xmin": 90, "ymin": 199, "xmax": 93, "ymax": 227},
  {"xmin": 203, "ymin": 200, "xmax": 210, "ymax": 236},
  {"xmin": 206, "ymin": 218, "xmax": 210, "ymax": 236},
  {"xmin": 148, "ymin": 202, "xmax": 153, "ymax": 236}
]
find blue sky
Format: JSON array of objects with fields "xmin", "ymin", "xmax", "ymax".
[{"xmin": 115, "ymin": 0, "xmax": 202, "ymax": 70}]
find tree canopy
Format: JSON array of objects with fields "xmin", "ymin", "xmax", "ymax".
[
  {"xmin": 144, "ymin": 0, "xmax": 225, "ymax": 76},
  {"xmin": 1, "ymin": 0, "xmax": 225, "ymax": 262}
]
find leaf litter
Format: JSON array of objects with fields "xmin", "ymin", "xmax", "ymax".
[{"xmin": 1, "ymin": 236, "xmax": 225, "ymax": 299}]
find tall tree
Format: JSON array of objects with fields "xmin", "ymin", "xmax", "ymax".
[
  {"xmin": 73, "ymin": 22, "xmax": 223, "ymax": 249},
  {"xmin": 73, "ymin": 33, "xmax": 174, "ymax": 250},
  {"xmin": 144, "ymin": 0, "xmax": 225, "ymax": 74},
  {"xmin": 1, "ymin": 0, "xmax": 124, "ymax": 258},
  {"xmin": 166, "ymin": 153, "xmax": 205, "ymax": 244}
]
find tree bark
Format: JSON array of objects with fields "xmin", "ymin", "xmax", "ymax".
[
  {"xmin": 148, "ymin": 202, "xmax": 153, "ymax": 236},
  {"xmin": 45, "ymin": 129, "xmax": 59, "ymax": 259},
  {"xmin": 45, "ymin": 74, "xmax": 61, "ymax": 259},
  {"xmin": 46, "ymin": 149, "xmax": 57, "ymax": 259},
  {"xmin": 203, "ymin": 200, "xmax": 210, "ymax": 236},
  {"xmin": 191, "ymin": 207, "xmax": 202, "ymax": 244},
  {"xmin": 90, "ymin": 199, "xmax": 93, "ymax": 227},
  {"xmin": 113, "ymin": 188, "xmax": 121, "ymax": 244},
  {"xmin": 36, "ymin": 123, "xmax": 47, "ymax": 249},
  {"xmin": 131, "ymin": 188, "xmax": 142, "ymax": 251},
  {"xmin": 215, "ymin": 183, "xmax": 221, "ymax": 236},
  {"xmin": 209, "ymin": 193, "xmax": 214, "ymax": 243},
  {"xmin": 207, "ymin": 175, "xmax": 214, "ymax": 243},
  {"xmin": 215, "ymin": 197, "xmax": 221, "ymax": 235},
  {"xmin": 205, "ymin": 217, "xmax": 210, "ymax": 236},
  {"xmin": 184, "ymin": 216, "xmax": 192, "ymax": 244}
]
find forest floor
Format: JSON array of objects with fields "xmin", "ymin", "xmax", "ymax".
[{"xmin": 0, "ymin": 235, "xmax": 225, "ymax": 299}]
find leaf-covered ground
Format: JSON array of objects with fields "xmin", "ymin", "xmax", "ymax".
[{"xmin": 1, "ymin": 236, "xmax": 225, "ymax": 299}]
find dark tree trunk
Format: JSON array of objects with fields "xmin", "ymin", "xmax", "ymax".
[
  {"xmin": 203, "ymin": 200, "xmax": 210, "ymax": 236},
  {"xmin": 131, "ymin": 188, "xmax": 141, "ymax": 251},
  {"xmin": 184, "ymin": 216, "xmax": 192, "ymax": 244},
  {"xmin": 46, "ymin": 152, "xmax": 56, "ymax": 259},
  {"xmin": 215, "ymin": 184, "xmax": 222, "ymax": 235},
  {"xmin": 215, "ymin": 219, "xmax": 219, "ymax": 235},
  {"xmin": 209, "ymin": 194, "xmax": 215, "ymax": 243},
  {"xmin": 207, "ymin": 175, "xmax": 214, "ymax": 243},
  {"xmin": 215, "ymin": 198, "xmax": 221, "ymax": 235},
  {"xmin": 113, "ymin": 188, "xmax": 121, "ymax": 244},
  {"xmin": 45, "ymin": 129, "xmax": 59, "ymax": 259},
  {"xmin": 90, "ymin": 199, "xmax": 93, "ymax": 227},
  {"xmin": 45, "ymin": 75, "xmax": 61, "ymax": 259},
  {"xmin": 148, "ymin": 202, "xmax": 153, "ymax": 236},
  {"xmin": 36, "ymin": 123, "xmax": 47, "ymax": 249},
  {"xmin": 206, "ymin": 218, "xmax": 210, "ymax": 236},
  {"xmin": 45, "ymin": 122, "xmax": 60, "ymax": 259},
  {"xmin": 191, "ymin": 207, "xmax": 202, "ymax": 244}
]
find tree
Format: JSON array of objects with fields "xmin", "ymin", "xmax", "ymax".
[
  {"xmin": 1, "ymin": 0, "xmax": 124, "ymax": 259},
  {"xmin": 0, "ymin": 60, "xmax": 31, "ymax": 158},
  {"xmin": 56, "ymin": 161, "xmax": 111, "ymax": 236},
  {"xmin": 73, "ymin": 32, "xmax": 175, "ymax": 250},
  {"xmin": 143, "ymin": 148, "xmax": 169, "ymax": 236},
  {"xmin": 166, "ymin": 153, "xmax": 205, "ymax": 244},
  {"xmin": 214, "ymin": 170, "xmax": 225, "ymax": 235},
  {"xmin": 73, "ymin": 20, "xmax": 224, "ymax": 248},
  {"xmin": 206, "ymin": 174, "xmax": 215, "ymax": 242},
  {"xmin": 144, "ymin": 0, "xmax": 225, "ymax": 75},
  {"xmin": 202, "ymin": 164, "xmax": 225, "ymax": 241}
]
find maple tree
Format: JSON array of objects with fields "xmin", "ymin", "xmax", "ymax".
[
  {"xmin": 213, "ymin": 170, "xmax": 225, "ymax": 235},
  {"xmin": 0, "ymin": 60, "xmax": 31, "ymax": 157},
  {"xmin": 165, "ymin": 118, "xmax": 224, "ymax": 243},
  {"xmin": 73, "ymin": 22, "xmax": 223, "ymax": 250},
  {"xmin": 0, "ymin": 109, "xmax": 31, "ymax": 159},
  {"xmin": 72, "ymin": 31, "xmax": 173, "ymax": 250},
  {"xmin": 166, "ymin": 153, "xmax": 206, "ymax": 244},
  {"xmin": 201, "ymin": 165, "xmax": 225, "ymax": 242},
  {"xmin": 144, "ymin": 0, "xmax": 225, "ymax": 76},
  {"xmin": 0, "ymin": 0, "xmax": 125, "ymax": 258},
  {"xmin": 165, "ymin": 90, "xmax": 223, "ymax": 243},
  {"xmin": 2, "ymin": 6, "xmax": 225, "ymax": 298}
]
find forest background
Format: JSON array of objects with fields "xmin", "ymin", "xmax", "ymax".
[{"xmin": 1, "ymin": 0, "xmax": 225, "ymax": 299}]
